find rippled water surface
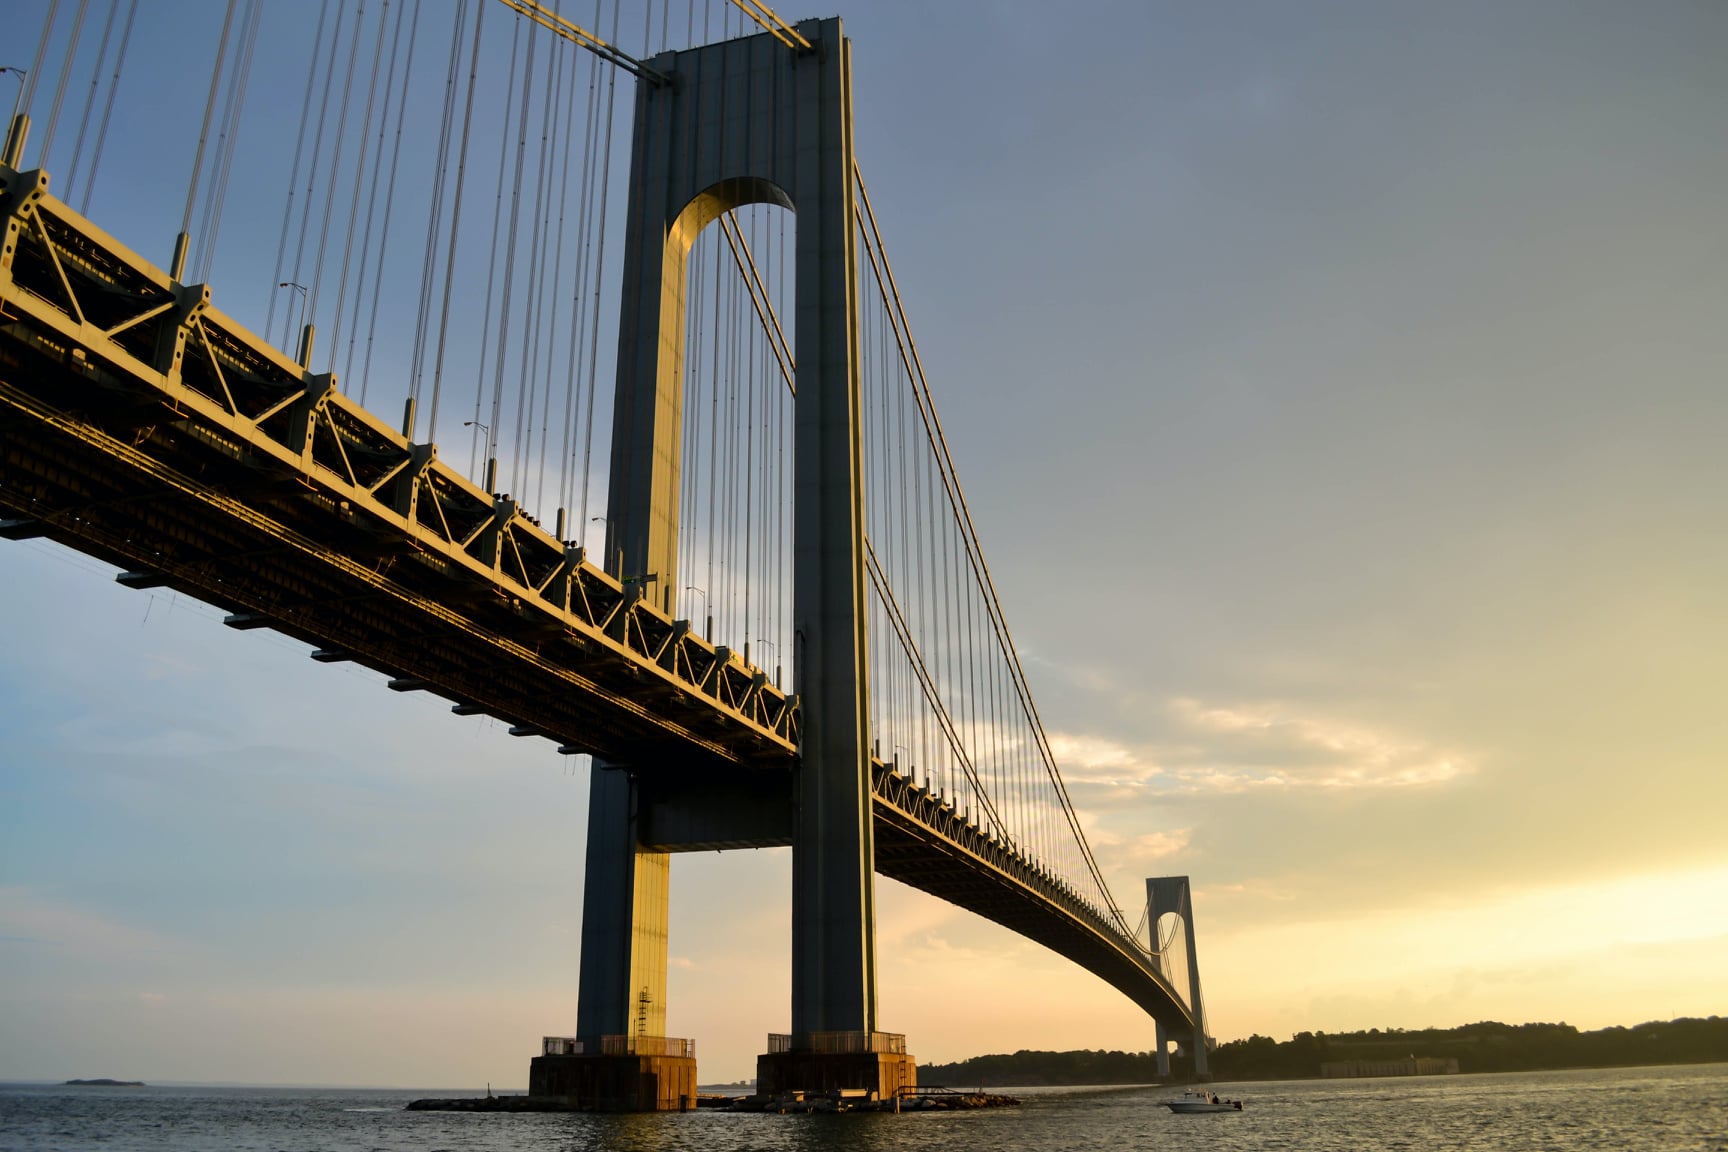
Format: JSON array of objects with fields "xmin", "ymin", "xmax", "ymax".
[{"xmin": 3, "ymin": 1064, "xmax": 1724, "ymax": 1151}]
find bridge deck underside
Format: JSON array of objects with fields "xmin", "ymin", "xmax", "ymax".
[
  {"xmin": 0, "ymin": 166, "xmax": 796, "ymax": 775},
  {"xmin": 0, "ymin": 369, "xmax": 735, "ymax": 771}
]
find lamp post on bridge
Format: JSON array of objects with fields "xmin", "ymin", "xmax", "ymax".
[
  {"xmin": 0, "ymin": 67, "xmax": 26, "ymax": 168},
  {"xmin": 686, "ymin": 585, "xmax": 709, "ymax": 642},
  {"xmin": 463, "ymin": 420, "xmax": 495, "ymax": 493},
  {"xmin": 591, "ymin": 516, "xmax": 623, "ymax": 576},
  {"xmin": 277, "ymin": 281, "xmax": 308, "ymax": 365},
  {"xmin": 755, "ymin": 637, "xmax": 779, "ymax": 688}
]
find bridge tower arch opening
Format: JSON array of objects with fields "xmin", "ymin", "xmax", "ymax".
[{"xmin": 572, "ymin": 17, "xmax": 896, "ymax": 1100}]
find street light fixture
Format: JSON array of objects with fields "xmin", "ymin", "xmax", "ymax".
[
  {"xmin": 277, "ymin": 281, "xmax": 307, "ymax": 356},
  {"xmin": 463, "ymin": 420, "xmax": 495, "ymax": 492},
  {"xmin": 755, "ymin": 636, "xmax": 780, "ymax": 688},
  {"xmin": 2, "ymin": 67, "xmax": 29, "ymax": 167},
  {"xmin": 1, "ymin": 66, "xmax": 25, "ymax": 124},
  {"xmin": 686, "ymin": 585, "xmax": 710, "ymax": 641}
]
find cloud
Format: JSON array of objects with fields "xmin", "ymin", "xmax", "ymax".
[
  {"xmin": 1164, "ymin": 697, "xmax": 1473, "ymax": 792},
  {"xmin": 1127, "ymin": 828, "xmax": 1192, "ymax": 862},
  {"xmin": 0, "ymin": 888, "xmax": 183, "ymax": 958},
  {"xmin": 1049, "ymin": 697, "xmax": 1472, "ymax": 805},
  {"xmin": 1046, "ymin": 733, "xmax": 1159, "ymax": 785}
]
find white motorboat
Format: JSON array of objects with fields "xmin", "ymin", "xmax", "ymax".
[{"xmin": 1164, "ymin": 1089, "xmax": 1243, "ymax": 1113}]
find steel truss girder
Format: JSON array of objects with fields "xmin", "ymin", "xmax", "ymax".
[{"xmin": 0, "ymin": 163, "xmax": 797, "ymax": 768}]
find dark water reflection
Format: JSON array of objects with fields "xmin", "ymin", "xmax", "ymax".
[{"xmin": 2, "ymin": 1064, "xmax": 1724, "ymax": 1151}]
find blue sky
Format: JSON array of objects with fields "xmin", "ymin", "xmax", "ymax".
[{"xmin": 3, "ymin": 0, "xmax": 1726, "ymax": 1086}]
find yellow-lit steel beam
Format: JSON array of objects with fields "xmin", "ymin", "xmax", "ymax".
[
  {"xmin": 494, "ymin": 0, "xmax": 668, "ymax": 82},
  {"xmin": 728, "ymin": 0, "xmax": 813, "ymax": 50}
]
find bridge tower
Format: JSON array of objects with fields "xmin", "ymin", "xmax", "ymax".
[
  {"xmin": 543, "ymin": 18, "xmax": 906, "ymax": 1106},
  {"xmin": 1147, "ymin": 875, "xmax": 1210, "ymax": 1081}
]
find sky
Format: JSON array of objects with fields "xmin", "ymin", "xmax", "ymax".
[{"xmin": 3, "ymin": 0, "xmax": 1726, "ymax": 1087}]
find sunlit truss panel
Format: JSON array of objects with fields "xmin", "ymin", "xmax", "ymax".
[{"xmin": 0, "ymin": 164, "xmax": 799, "ymax": 771}]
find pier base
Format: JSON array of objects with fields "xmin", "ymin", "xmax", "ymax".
[
  {"xmin": 528, "ymin": 1053, "xmax": 697, "ymax": 1112},
  {"xmin": 756, "ymin": 1049, "xmax": 917, "ymax": 1102}
]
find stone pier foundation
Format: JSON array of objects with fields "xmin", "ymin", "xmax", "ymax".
[
  {"xmin": 530, "ymin": 1037, "xmax": 697, "ymax": 1112},
  {"xmin": 756, "ymin": 1032, "xmax": 916, "ymax": 1102}
]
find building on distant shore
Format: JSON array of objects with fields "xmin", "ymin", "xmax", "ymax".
[{"xmin": 1320, "ymin": 1057, "xmax": 1460, "ymax": 1078}]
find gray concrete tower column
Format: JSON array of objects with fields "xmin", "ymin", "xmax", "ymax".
[
  {"xmin": 576, "ymin": 763, "xmax": 668, "ymax": 1042},
  {"xmin": 590, "ymin": 19, "xmax": 875, "ymax": 1045}
]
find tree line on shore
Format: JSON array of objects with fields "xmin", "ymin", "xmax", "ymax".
[{"xmin": 919, "ymin": 1016, "xmax": 1728, "ymax": 1086}]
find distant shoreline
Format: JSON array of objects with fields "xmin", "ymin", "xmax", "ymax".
[
  {"xmin": 63, "ymin": 1079, "xmax": 145, "ymax": 1087},
  {"xmin": 922, "ymin": 1017, "xmax": 1727, "ymax": 1086}
]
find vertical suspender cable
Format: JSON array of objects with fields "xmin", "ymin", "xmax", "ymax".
[
  {"xmin": 76, "ymin": 0, "xmax": 135, "ymax": 215},
  {"xmin": 265, "ymin": 0, "xmax": 328, "ymax": 339},
  {"xmin": 63, "ymin": 0, "xmax": 117, "ymax": 202},
  {"xmin": 469, "ymin": 13, "xmax": 521, "ymax": 474},
  {"xmin": 495, "ymin": 12, "xmax": 540, "ymax": 494},
  {"xmin": 427, "ymin": 0, "xmax": 488, "ymax": 448},
  {"xmin": 533, "ymin": 15, "xmax": 575, "ymax": 516},
  {"xmin": 742, "ymin": 214, "xmax": 757, "ymax": 659},
  {"xmin": 356, "ymin": 0, "xmax": 420, "ymax": 404},
  {"xmin": 21, "ymin": 2, "xmax": 60, "ymax": 117},
  {"xmin": 36, "ymin": 0, "xmax": 90, "ymax": 166},
  {"xmin": 348, "ymin": 0, "xmax": 413, "ymax": 399},
  {"xmin": 286, "ymin": 0, "xmax": 348, "ymax": 328},
  {"xmin": 407, "ymin": 0, "xmax": 468, "ymax": 429},
  {"xmin": 324, "ymin": 0, "xmax": 393, "ymax": 373},
  {"xmin": 518, "ymin": 16, "xmax": 561, "ymax": 504},
  {"xmin": 557, "ymin": 2, "xmax": 603, "ymax": 522},
  {"xmin": 305, "ymin": 0, "xmax": 368, "ymax": 320},
  {"xmin": 575, "ymin": 0, "xmax": 621, "ymax": 536},
  {"xmin": 704, "ymin": 216, "xmax": 721, "ymax": 619},
  {"xmin": 194, "ymin": 0, "xmax": 263, "ymax": 284},
  {"xmin": 178, "ymin": 0, "xmax": 237, "ymax": 251}
]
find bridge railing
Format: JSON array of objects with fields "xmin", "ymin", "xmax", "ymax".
[
  {"xmin": 541, "ymin": 1035, "xmax": 696, "ymax": 1058},
  {"xmin": 602, "ymin": 1035, "xmax": 696, "ymax": 1059},
  {"xmin": 766, "ymin": 1031, "xmax": 907, "ymax": 1055}
]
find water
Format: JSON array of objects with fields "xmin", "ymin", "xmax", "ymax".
[{"xmin": 2, "ymin": 1064, "xmax": 1724, "ymax": 1151}]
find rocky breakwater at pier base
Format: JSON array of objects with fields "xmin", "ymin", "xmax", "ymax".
[
  {"xmin": 725, "ymin": 1085, "xmax": 1020, "ymax": 1113},
  {"xmin": 405, "ymin": 1085, "xmax": 1020, "ymax": 1115}
]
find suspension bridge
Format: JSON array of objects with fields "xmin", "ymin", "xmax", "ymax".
[{"xmin": 1, "ymin": 0, "xmax": 1209, "ymax": 1107}]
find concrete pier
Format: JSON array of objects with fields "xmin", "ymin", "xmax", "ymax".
[
  {"xmin": 755, "ymin": 1032, "xmax": 916, "ymax": 1103},
  {"xmin": 527, "ymin": 1037, "xmax": 696, "ymax": 1112}
]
